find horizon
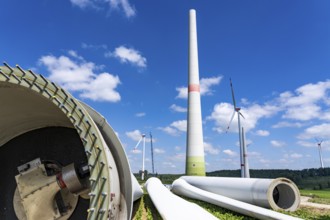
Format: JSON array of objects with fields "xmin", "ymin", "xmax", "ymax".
[{"xmin": 1, "ymin": 1, "xmax": 330, "ymax": 174}]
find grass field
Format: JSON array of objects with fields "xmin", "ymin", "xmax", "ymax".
[
  {"xmin": 300, "ymin": 189, "xmax": 330, "ymax": 205},
  {"xmin": 132, "ymin": 189, "xmax": 330, "ymax": 220}
]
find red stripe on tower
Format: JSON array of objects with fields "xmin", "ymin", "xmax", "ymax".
[{"xmin": 188, "ymin": 84, "xmax": 200, "ymax": 92}]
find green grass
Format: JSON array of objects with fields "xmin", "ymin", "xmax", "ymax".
[
  {"xmin": 183, "ymin": 197, "xmax": 255, "ymax": 220},
  {"xmin": 133, "ymin": 192, "xmax": 330, "ymax": 220},
  {"xmin": 300, "ymin": 189, "xmax": 330, "ymax": 204},
  {"xmin": 132, "ymin": 193, "xmax": 162, "ymax": 220}
]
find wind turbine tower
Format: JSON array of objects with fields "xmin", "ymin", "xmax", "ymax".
[
  {"xmin": 241, "ymin": 127, "xmax": 250, "ymax": 178},
  {"xmin": 315, "ymin": 139, "xmax": 324, "ymax": 168},
  {"xmin": 150, "ymin": 132, "xmax": 155, "ymax": 174},
  {"xmin": 186, "ymin": 9, "xmax": 206, "ymax": 176},
  {"xmin": 227, "ymin": 79, "xmax": 248, "ymax": 178},
  {"xmin": 134, "ymin": 133, "xmax": 146, "ymax": 180}
]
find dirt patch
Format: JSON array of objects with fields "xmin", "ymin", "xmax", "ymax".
[{"xmin": 300, "ymin": 196, "xmax": 330, "ymax": 211}]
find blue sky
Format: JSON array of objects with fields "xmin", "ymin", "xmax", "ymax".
[{"xmin": 1, "ymin": 0, "xmax": 330, "ymax": 174}]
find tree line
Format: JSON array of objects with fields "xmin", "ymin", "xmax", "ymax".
[{"xmin": 207, "ymin": 167, "xmax": 330, "ymax": 189}]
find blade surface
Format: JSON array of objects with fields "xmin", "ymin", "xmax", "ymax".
[
  {"xmin": 226, "ymin": 110, "xmax": 236, "ymax": 133},
  {"xmin": 230, "ymin": 78, "xmax": 237, "ymax": 108}
]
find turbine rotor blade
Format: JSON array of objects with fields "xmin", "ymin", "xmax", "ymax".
[
  {"xmin": 134, "ymin": 137, "xmax": 143, "ymax": 149},
  {"xmin": 239, "ymin": 111, "xmax": 245, "ymax": 119},
  {"xmin": 230, "ymin": 78, "xmax": 237, "ymax": 109},
  {"xmin": 226, "ymin": 110, "xmax": 236, "ymax": 133}
]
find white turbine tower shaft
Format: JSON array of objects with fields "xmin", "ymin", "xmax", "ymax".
[
  {"xmin": 315, "ymin": 139, "xmax": 324, "ymax": 169},
  {"xmin": 186, "ymin": 9, "xmax": 206, "ymax": 176},
  {"xmin": 242, "ymin": 127, "xmax": 250, "ymax": 178},
  {"xmin": 134, "ymin": 134, "xmax": 146, "ymax": 180},
  {"xmin": 227, "ymin": 79, "xmax": 249, "ymax": 178}
]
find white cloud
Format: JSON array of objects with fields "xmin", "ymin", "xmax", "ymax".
[
  {"xmin": 154, "ymin": 148, "xmax": 165, "ymax": 154},
  {"xmin": 169, "ymin": 153, "xmax": 185, "ymax": 162},
  {"xmin": 70, "ymin": 0, "xmax": 136, "ymax": 18},
  {"xmin": 200, "ymin": 76, "xmax": 223, "ymax": 95},
  {"xmin": 223, "ymin": 149, "xmax": 237, "ymax": 157},
  {"xmin": 270, "ymin": 140, "xmax": 286, "ymax": 147},
  {"xmin": 282, "ymin": 104, "xmax": 321, "ymax": 121},
  {"xmin": 170, "ymin": 104, "xmax": 187, "ymax": 113},
  {"xmin": 108, "ymin": 0, "xmax": 136, "ymax": 18},
  {"xmin": 126, "ymin": 130, "xmax": 143, "ymax": 142},
  {"xmin": 135, "ymin": 112, "xmax": 146, "ymax": 117},
  {"xmin": 297, "ymin": 140, "xmax": 315, "ymax": 148},
  {"xmin": 159, "ymin": 120, "xmax": 187, "ymax": 136},
  {"xmin": 278, "ymin": 81, "xmax": 330, "ymax": 121},
  {"xmin": 175, "ymin": 146, "xmax": 181, "ymax": 151},
  {"xmin": 106, "ymin": 46, "xmax": 146, "ymax": 68},
  {"xmin": 290, "ymin": 153, "xmax": 303, "ymax": 158},
  {"xmin": 171, "ymin": 120, "xmax": 187, "ymax": 132},
  {"xmin": 70, "ymin": 0, "xmax": 92, "ymax": 9},
  {"xmin": 163, "ymin": 161, "xmax": 176, "ymax": 168},
  {"xmin": 82, "ymin": 43, "xmax": 107, "ymax": 50},
  {"xmin": 248, "ymin": 151, "xmax": 261, "ymax": 158},
  {"xmin": 80, "ymin": 73, "xmax": 121, "ymax": 101},
  {"xmin": 259, "ymin": 159, "xmax": 271, "ymax": 164},
  {"xmin": 298, "ymin": 123, "xmax": 330, "ymax": 140},
  {"xmin": 159, "ymin": 126, "xmax": 178, "ymax": 136},
  {"xmin": 131, "ymin": 149, "xmax": 141, "ymax": 154},
  {"xmin": 175, "ymin": 87, "xmax": 187, "ymax": 99},
  {"xmin": 176, "ymin": 76, "xmax": 222, "ymax": 99},
  {"xmin": 255, "ymin": 130, "xmax": 270, "ymax": 136},
  {"xmin": 204, "ymin": 142, "xmax": 220, "ymax": 155},
  {"xmin": 39, "ymin": 52, "xmax": 121, "ymax": 102},
  {"xmin": 207, "ymin": 102, "xmax": 279, "ymax": 133},
  {"xmin": 272, "ymin": 121, "xmax": 306, "ymax": 128}
]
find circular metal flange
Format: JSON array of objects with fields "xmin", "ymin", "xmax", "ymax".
[{"xmin": 0, "ymin": 64, "xmax": 113, "ymax": 220}]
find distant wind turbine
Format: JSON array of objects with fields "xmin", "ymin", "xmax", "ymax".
[
  {"xmin": 134, "ymin": 133, "xmax": 146, "ymax": 180},
  {"xmin": 315, "ymin": 138, "xmax": 324, "ymax": 169},
  {"xmin": 242, "ymin": 127, "xmax": 250, "ymax": 178},
  {"xmin": 227, "ymin": 78, "xmax": 247, "ymax": 178}
]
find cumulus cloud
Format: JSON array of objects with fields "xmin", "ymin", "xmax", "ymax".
[
  {"xmin": 297, "ymin": 140, "xmax": 315, "ymax": 147},
  {"xmin": 163, "ymin": 161, "xmax": 176, "ymax": 168},
  {"xmin": 278, "ymin": 81, "xmax": 330, "ymax": 121},
  {"xmin": 70, "ymin": 0, "xmax": 92, "ymax": 8},
  {"xmin": 176, "ymin": 87, "xmax": 188, "ymax": 99},
  {"xmin": 108, "ymin": 0, "xmax": 136, "ymax": 18},
  {"xmin": 272, "ymin": 121, "xmax": 306, "ymax": 128},
  {"xmin": 126, "ymin": 130, "xmax": 143, "ymax": 142},
  {"xmin": 200, "ymin": 76, "xmax": 223, "ymax": 95},
  {"xmin": 106, "ymin": 46, "xmax": 146, "ymax": 68},
  {"xmin": 135, "ymin": 112, "xmax": 146, "ymax": 117},
  {"xmin": 154, "ymin": 148, "xmax": 165, "ymax": 154},
  {"xmin": 248, "ymin": 151, "xmax": 261, "ymax": 158},
  {"xmin": 255, "ymin": 130, "xmax": 270, "ymax": 136},
  {"xmin": 39, "ymin": 52, "xmax": 121, "ymax": 102},
  {"xmin": 207, "ymin": 102, "xmax": 279, "ymax": 133},
  {"xmin": 207, "ymin": 80, "xmax": 330, "ymax": 137},
  {"xmin": 70, "ymin": 0, "xmax": 136, "ymax": 18},
  {"xmin": 204, "ymin": 142, "xmax": 220, "ymax": 155},
  {"xmin": 298, "ymin": 123, "xmax": 330, "ymax": 140},
  {"xmin": 170, "ymin": 104, "xmax": 187, "ymax": 113},
  {"xmin": 132, "ymin": 148, "xmax": 141, "ymax": 154},
  {"xmin": 169, "ymin": 153, "xmax": 186, "ymax": 162},
  {"xmin": 159, "ymin": 120, "xmax": 187, "ymax": 136},
  {"xmin": 82, "ymin": 43, "xmax": 107, "ymax": 50},
  {"xmin": 223, "ymin": 149, "xmax": 237, "ymax": 157},
  {"xmin": 270, "ymin": 140, "xmax": 286, "ymax": 147},
  {"xmin": 176, "ymin": 76, "xmax": 222, "ymax": 99},
  {"xmin": 290, "ymin": 153, "xmax": 303, "ymax": 158}
]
